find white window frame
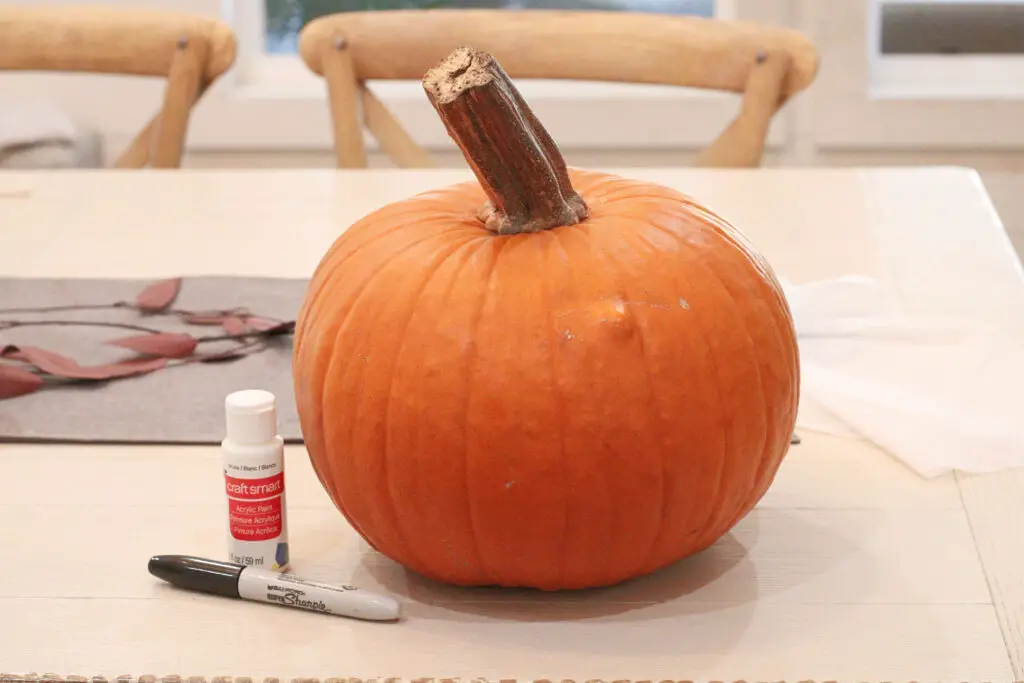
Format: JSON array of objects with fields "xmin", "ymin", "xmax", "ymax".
[
  {"xmin": 3, "ymin": 0, "xmax": 793, "ymax": 153},
  {"xmin": 868, "ymin": 0, "xmax": 1024, "ymax": 99},
  {"xmin": 811, "ymin": 0, "xmax": 1024, "ymax": 150}
]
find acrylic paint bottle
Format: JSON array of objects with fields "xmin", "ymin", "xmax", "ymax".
[{"xmin": 221, "ymin": 389, "xmax": 290, "ymax": 572}]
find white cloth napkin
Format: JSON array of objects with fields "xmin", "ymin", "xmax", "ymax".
[{"xmin": 783, "ymin": 275, "xmax": 1024, "ymax": 477}]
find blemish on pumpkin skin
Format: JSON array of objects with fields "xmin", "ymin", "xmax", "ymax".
[
  {"xmin": 557, "ymin": 298, "xmax": 687, "ymax": 344},
  {"xmin": 626, "ymin": 301, "xmax": 672, "ymax": 311},
  {"xmin": 597, "ymin": 298, "xmax": 637, "ymax": 339},
  {"xmin": 558, "ymin": 299, "xmax": 674, "ymax": 318},
  {"xmin": 505, "ymin": 480, "xmax": 515, "ymax": 489},
  {"xmin": 559, "ymin": 299, "xmax": 679, "ymax": 345}
]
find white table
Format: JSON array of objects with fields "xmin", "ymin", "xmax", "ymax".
[{"xmin": 1, "ymin": 167, "xmax": 1023, "ymax": 683}]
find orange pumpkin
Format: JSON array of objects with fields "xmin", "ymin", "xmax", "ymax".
[{"xmin": 293, "ymin": 47, "xmax": 799, "ymax": 590}]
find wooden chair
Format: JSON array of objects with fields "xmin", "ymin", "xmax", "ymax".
[
  {"xmin": 0, "ymin": 5, "xmax": 237, "ymax": 168},
  {"xmin": 296, "ymin": 9, "xmax": 818, "ymax": 169}
]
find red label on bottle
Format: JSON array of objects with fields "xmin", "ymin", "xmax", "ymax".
[
  {"xmin": 228, "ymin": 496, "xmax": 283, "ymax": 541},
  {"xmin": 224, "ymin": 472, "xmax": 284, "ymax": 500}
]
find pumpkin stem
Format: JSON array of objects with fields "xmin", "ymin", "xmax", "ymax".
[{"xmin": 422, "ymin": 47, "xmax": 589, "ymax": 235}]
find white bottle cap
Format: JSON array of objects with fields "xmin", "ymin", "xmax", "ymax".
[{"xmin": 224, "ymin": 389, "xmax": 278, "ymax": 445}]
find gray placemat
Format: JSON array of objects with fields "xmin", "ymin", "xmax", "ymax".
[{"xmin": 0, "ymin": 276, "xmax": 309, "ymax": 444}]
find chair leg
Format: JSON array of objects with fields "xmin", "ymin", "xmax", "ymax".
[
  {"xmin": 695, "ymin": 50, "xmax": 791, "ymax": 168},
  {"xmin": 360, "ymin": 83, "xmax": 433, "ymax": 168},
  {"xmin": 114, "ymin": 117, "xmax": 157, "ymax": 169},
  {"xmin": 151, "ymin": 36, "xmax": 206, "ymax": 168},
  {"xmin": 323, "ymin": 36, "xmax": 368, "ymax": 168},
  {"xmin": 115, "ymin": 38, "xmax": 206, "ymax": 169}
]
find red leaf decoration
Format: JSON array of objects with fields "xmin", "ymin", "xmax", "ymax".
[
  {"xmin": 2, "ymin": 344, "xmax": 167, "ymax": 380},
  {"xmin": 184, "ymin": 312, "xmax": 229, "ymax": 325},
  {"xmin": 136, "ymin": 278, "xmax": 182, "ymax": 312},
  {"xmin": 107, "ymin": 332, "xmax": 198, "ymax": 359},
  {"xmin": 0, "ymin": 364, "xmax": 44, "ymax": 399},
  {"xmin": 3, "ymin": 345, "xmax": 83, "ymax": 376},
  {"xmin": 221, "ymin": 316, "xmax": 248, "ymax": 335}
]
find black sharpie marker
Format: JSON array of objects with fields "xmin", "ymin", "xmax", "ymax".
[{"xmin": 148, "ymin": 554, "xmax": 401, "ymax": 622}]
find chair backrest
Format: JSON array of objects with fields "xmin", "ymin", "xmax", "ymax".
[
  {"xmin": 0, "ymin": 5, "xmax": 237, "ymax": 168},
  {"xmin": 297, "ymin": 9, "xmax": 819, "ymax": 169}
]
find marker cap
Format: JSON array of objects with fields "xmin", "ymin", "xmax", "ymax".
[
  {"xmin": 148, "ymin": 554, "xmax": 243, "ymax": 597},
  {"xmin": 224, "ymin": 389, "xmax": 278, "ymax": 445}
]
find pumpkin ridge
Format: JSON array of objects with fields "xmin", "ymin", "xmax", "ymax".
[
  {"xmin": 687, "ymin": 239, "xmax": 772, "ymax": 537},
  {"xmin": 544, "ymin": 225, "xmax": 619, "ymax": 587},
  {"xmin": 672, "ymin": 207, "xmax": 799, "ymax": 518},
  {"xmin": 611, "ymin": 213, "xmax": 732, "ymax": 565},
  {"xmin": 297, "ymin": 217, "xmax": 444, "ymax": 360},
  {"xmin": 303, "ymin": 205, "xmax": 434, "ymax": 300},
  {"xmin": 701, "ymin": 207, "xmax": 801, "ymax": 429},
  {"xmin": 708, "ymin": 247, "xmax": 795, "ymax": 521},
  {"xmin": 298, "ymin": 225, "xmax": 429, "ymax": 534},
  {"xmin": 540, "ymin": 220, "xmax": 669, "ymax": 588},
  {"xmin": 379, "ymin": 234, "xmax": 486, "ymax": 580},
  {"xmin": 664, "ymin": 207, "xmax": 781, "ymax": 523},
  {"xmin": 540, "ymin": 229, "xmax": 570, "ymax": 589},
  {"xmin": 460, "ymin": 236, "xmax": 510, "ymax": 585},
  {"xmin": 617, "ymin": 212, "xmax": 732, "ymax": 563},
  {"xmin": 306, "ymin": 226, "xmax": 465, "ymax": 357},
  {"xmin": 682, "ymin": 200, "xmax": 787, "ymax": 300},
  {"xmin": 352, "ymin": 233, "xmax": 481, "ymax": 567},
  {"xmin": 631, "ymin": 207, "xmax": 795, "ymax": 548},
  {"xmin": 669, "ymin": 225, "xmax": 768, "ymax": 549},
  {"xmin": 583, "ymin": 227, "xmax": 669, "ymax": 582},
  {"xmin": 712, "ymin": 289, "xmax": 798, "ymax": 521},
  {"xmin": 313, "ymin": 230, "xmax": 475, "ymax": 553},
  {"xmin": 661, "ymin": 211, "xmax": 794, "ymax": 544}
]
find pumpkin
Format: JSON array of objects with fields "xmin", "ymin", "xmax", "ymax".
[{"xmin": 292, "ymin": 47, "xmax": 799, "ymax": 591}]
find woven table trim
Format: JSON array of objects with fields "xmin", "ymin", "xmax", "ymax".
[{"xmin": 3, "ymin": 676, "xmax": 1019, "ymax": 683}]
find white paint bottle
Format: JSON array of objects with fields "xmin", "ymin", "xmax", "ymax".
[{"xmin": 221, "ymin": 389, "xmax": 290, "ymax": 572}]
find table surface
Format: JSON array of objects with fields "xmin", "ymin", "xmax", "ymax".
[{"xmin": 2, "ymin": 167, "xmax": 1024, "ymax": 683}]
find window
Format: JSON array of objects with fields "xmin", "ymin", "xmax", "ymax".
[
  {"xmin": 237, "ymin": 0, "xmax": 730, "ymax": 94},
  {"xmin": 867, "ymin": 0, "xmax": 1024, "ymax": 98},
  {"xmin": 264, "ymin": 0, "xmax": 717, "ymax": 56},
  {"xmin": 810, "ymin": 0, "xmax": 1024, "ymax": 150},
  {"xmin": 220, "ymin": 0, "xmax": 784, "ymax": 151}
]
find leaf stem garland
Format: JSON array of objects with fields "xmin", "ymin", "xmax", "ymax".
[{"xmin": 0, "ymin": 278, "xmax": 296, "ymax": 400}]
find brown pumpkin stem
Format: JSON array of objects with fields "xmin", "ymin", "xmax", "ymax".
[{"xmin": 422, "ymin": 47, "xmax": 589, "ymax": 235}]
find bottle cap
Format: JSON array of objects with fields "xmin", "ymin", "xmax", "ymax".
[{"xmin": 224, "ymin": 389, "xmax": 278, "ymax": 445}]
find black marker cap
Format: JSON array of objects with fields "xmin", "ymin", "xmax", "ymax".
[{"xmin": 148, "ymin": 554, "xmax": 243, "ymax": 598}]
